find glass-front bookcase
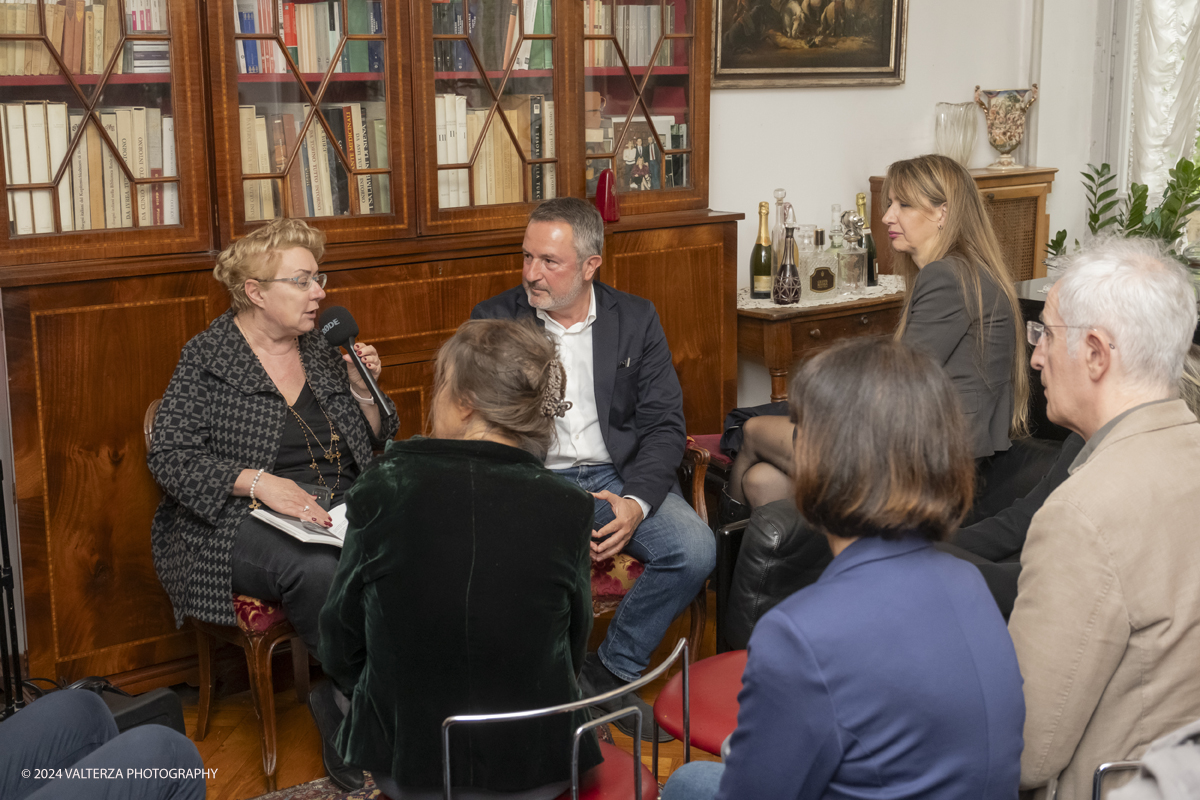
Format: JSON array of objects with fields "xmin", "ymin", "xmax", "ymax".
[
  {"xmin": 207, "ymin": 0, "xmax": 413, "ymax": 245},
  {"xmin": 413, "ymin": 0, "xmax": 561, "ymax": 234},
  {"xmin": 0, "ymin": 0, "xmax": 210, "ymax": 264},
  {"xmin": 582, "ymin": 0, "xmax": 692, "ymax": 205}
]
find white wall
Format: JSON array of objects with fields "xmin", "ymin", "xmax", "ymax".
[{"xmin": 711, "ymin": 0, "xmax": 1101, "ymax": 405}]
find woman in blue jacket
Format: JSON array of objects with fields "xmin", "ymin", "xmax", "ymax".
[{"xmin": 664, "ymin": 338, "xmax": 1025, "ymax": 800}]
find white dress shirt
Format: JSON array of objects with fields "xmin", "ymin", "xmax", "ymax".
[{"xmin": 537, "ymin": 287, "xmax": 650, "ymax": 519}]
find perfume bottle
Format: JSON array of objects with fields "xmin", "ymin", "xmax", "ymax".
[
  {"xmin": 773, "ymin": 221, "xmax": 802, "ymax": 305},
  {"xmin": 837, "ymin": 209, "xmax": 867, "ymax": 297},
  {"xmin": 829, "ymin": 204, "xmax": 844, "ymax": 249},
  {"xmin": 808, "ymin": 227, "xmax": 836, "ymax": 294},
  {"xmin": 771, "ymin": 188, "xmax": 787, "ymax": 275}
]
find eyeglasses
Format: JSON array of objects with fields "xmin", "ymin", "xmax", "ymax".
[
  {"xmin": 254, "ymin": 273, "xmax": 328, "ymax": 290},
  {"xmin": 1026, "ymin": 320, "xmax": 1116, "ymax": 349}
]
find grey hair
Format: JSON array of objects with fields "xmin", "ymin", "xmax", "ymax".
[
  {"xmin": 1055, "ymin": 237, "xmax": 1197, "ymax": 392},
  {"xmin": 528, "ymin": 197, "xmax": 605, "ymax": 264}
]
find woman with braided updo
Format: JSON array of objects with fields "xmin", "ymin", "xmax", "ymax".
[{"xmin": 319, "ymin": 318, "xmax": 601, "ymax": 800}]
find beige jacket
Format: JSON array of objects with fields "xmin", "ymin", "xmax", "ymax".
[{"xmin": 1010, "ymin": 400, "xmax": 1200, "ymax": 800}]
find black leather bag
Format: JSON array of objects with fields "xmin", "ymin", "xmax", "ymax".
[{"xmin": 723, "ymin": 499, "xmax": 832, "ymax": 652}]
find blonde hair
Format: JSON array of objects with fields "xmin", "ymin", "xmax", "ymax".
[
  {"xmin": 431, "ymin": 319, "xmax": 568, "ymax": 460},
  {"xmin": 884, "ymin": 154, "xmax": 1030, "ymax": 438},
  {"xmin": 213, "ymin": 218, "xmax": 327, "ymax": 313}
]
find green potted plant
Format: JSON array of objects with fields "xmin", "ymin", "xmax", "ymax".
[{"xmin": 1046, "ymin": 157, "xmax": 1200, "ymax": 267}]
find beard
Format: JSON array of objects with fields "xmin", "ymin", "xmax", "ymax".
[{"xmin": 523, "ymin": 268, "xmax": 586, "ymax": 312}]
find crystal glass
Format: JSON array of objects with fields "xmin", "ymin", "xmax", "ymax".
[{"xmin": 934, "ymin": 101, "xmax": 978, "ymax": 167}]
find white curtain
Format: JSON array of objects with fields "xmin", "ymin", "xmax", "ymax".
[{"xmin": 1131, "ymin": 0, "xmax": 1200, "ymax": 195}]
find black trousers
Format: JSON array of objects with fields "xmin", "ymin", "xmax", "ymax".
[{"xmin": 230, "ymin": 519, "xmax": 341, "ymax": 655}]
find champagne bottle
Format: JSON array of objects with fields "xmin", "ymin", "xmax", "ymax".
[
  {"xmin": 857, "ymin": 192, "xmax": 878, "ymax": 287},
  {"xmin": 750, "ymin": 201, "xmax": 772, "ymax": 299}
]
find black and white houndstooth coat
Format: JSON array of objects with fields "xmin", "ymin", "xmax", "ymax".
[{"xmin": 148, "ymin": 310, "xmax": 399, "ymax": 627}]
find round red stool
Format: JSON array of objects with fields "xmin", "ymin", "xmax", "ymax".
[{"xmin": 653, "ymin": 649, "xmax": 748, "ymax": 756}]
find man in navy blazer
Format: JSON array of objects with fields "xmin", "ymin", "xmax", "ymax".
[{"xmin": 471, "ymin": 198, "xmax": 716, "ymax": 741}]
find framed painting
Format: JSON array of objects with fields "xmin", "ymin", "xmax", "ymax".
[{"xmin": 713, "ymin": 0, "xmax": 908, "ymax": 88}]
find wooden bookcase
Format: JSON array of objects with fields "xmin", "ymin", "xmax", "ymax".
[{"xmin": 0, "ymin": 0, "xmax": 736, "ymax": 693}]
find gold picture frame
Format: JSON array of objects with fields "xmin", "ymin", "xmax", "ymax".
[{"xmin": 713, "ymin": 0, "xmax": 908, "ymax": 88}]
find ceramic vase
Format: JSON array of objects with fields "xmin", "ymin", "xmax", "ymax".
[
  {"xmin": 934, "ymin": 102, "xmax": 978, "ymax": 167},
  {"xmin": 974, "ymin": 84, "xmax": 1038, "ymax": 169}
]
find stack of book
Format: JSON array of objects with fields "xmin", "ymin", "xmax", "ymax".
[
  {"xmin": 2, "ymin": 100, "xmax": 178, "ymax": 235},
  {"xmin": 236, "ymin": 0, "xmax": 383, "ymax": 75},
  {"xmin": 434, "ymin": 92, "xmax": 555, "ymax": 209},
  {"xmin": 238, "ymin": 101, "xmax": 389, "ymax": 219}
]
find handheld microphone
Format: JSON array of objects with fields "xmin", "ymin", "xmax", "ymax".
[{"xmin": 318, "ymin": 306, "xmax": 389, "ymax": 409}]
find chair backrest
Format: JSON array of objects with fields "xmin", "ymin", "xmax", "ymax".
[
  {"xmin": 143, "ymin": 398, "xmax": 162, "ymax": 452},
  {"xmin": 442, "ymin": 638, "xmax": 692, "ymax": 800}
]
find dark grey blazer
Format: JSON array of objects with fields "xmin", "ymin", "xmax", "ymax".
[
  {"xmin": 902, "ymin": 256, "xmax": 1015, "ymax": 459},
  {"xmin": 470, "ymin": 281, "xmax": 686, "ymax": 513},
  {"xmin": 148, "ymin": 310, "xmax": 399, "ymax": 627}
]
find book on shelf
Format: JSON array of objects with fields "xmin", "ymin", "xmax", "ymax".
[
  {"xmin": 251, "ymin": 504, "xmax": 349, "ymax": 547},
  {"xmin": 367, "ymin": 117, "xmax": 389, "ymax": 213},
  {"xmin": 3, "ymin": 104, "xmax": 34, "ymax": 235},
  {"xmin": 132, "ymin": 106, "xmax": 151, "ymax": 227},
  {"xmin": 319, "ymin": 106, "xmax": 348, "ymax": 213},
  {"xmin": 530, "ymin": 94, "xmax": 542, "ymax": 200},
  {"xmin": 253, "ymin": 113, "xmax": 276, "ymax": 218},
  {"xmin": 46, "ymin": 102, "xmax": 73, "ymax": 232},
  {"xmin": 238, "ymin": 105, "xmax": 261, "ymax": 219},
  {"xmin": 114, "ymin": 107, "xmax": 134, "ymax": 226},
  {"xmin": 346, "ymin": 102, "xmax": 372, "ymax": 214},
  {"xmin": 255, "ymin": 0, "xmax": 379, "ymax": 76},
  {"xmin": 162, "ymin": 114, "xmax": 178, "ymax": 224},
  {"xmin": 85, "ymin": 118, "xmax": 105, "ymax": 226},
  {"xmin": 434, "ymin": 94, "xmax": 450, "ymax": 209},
  {"xmin": 25, "ymin": 102, "xmax": 56, "ymax": 234},
  {"xmin": 68, "ymin": 113, "xmax": 89, "ymax": 230},
  {"xmin": 147, "ymin": 107, "xmax": 163, "ymax": 225},
  {"xmin": 368, "ymin": 1, "xmax": 383, "ymax": 71}
]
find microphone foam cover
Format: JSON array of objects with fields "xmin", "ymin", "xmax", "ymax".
[{"xmin": 318, "ymin": 306, "xmax": 359, "ymax": 347}]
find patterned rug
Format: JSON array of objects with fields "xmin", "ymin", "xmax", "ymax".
[{"xmin": 250, "ymin": 776, "xmax": 380, "ymax": 800}]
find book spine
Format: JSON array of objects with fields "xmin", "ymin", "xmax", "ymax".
[
  {"xmin": 366, "ymin": 118, "xmax": 389, "ymax": 213},
  {"xmin": 367, "ymin": 0, "xmax": 382, "ymax": 72},
  {"xmin": 434, "ymin": 94, "xmax": 449, "ymax": 209},
  {"xmin": 132, "ymin": 105, "xmax": 149, "ymax": 226},
  {"xmin": 146, "ymin": 107, "xmax": 162, "ymax": 224},
  {"xmin": 253, "ymin": 115, "xmax": 275, "ymax": 217},
  {"xmin": 238, "ymin": 105, "xmax": 260, "ymax": 220},
  {"xmin": 280, "ymin": 113, "xmax": 306, "ymax": 217},
  {"xmin": 530, "ymin": 94, "xmax": 542, "ymax": 201},
  {"xmin": 543, "ymin": 99, "xmax": 555, "ymax": 199},
  {"xmin": 86, "ymin": 116, "xmax": 105, "ymax": 226},
  {"xmin": 46, "ymin": 102, "xmax": 72, "ymax": 231},
  {"xmin": 114, "ymin": 107, "xmax": 133, "ymax": 227},
  {"xmin": 99, "ymin": 111, "xmax": 119, "ymax": 227},
  {"xmin": 25, "ymin": 102, "xmax": 54, "ymax": 233},
  {"xmin": 69, "ymin": 113, "xmax": 89, "ymax": 229},
  {"xmin": 282, "ymin": 1, "xmax": 297, "ymax": 64}
]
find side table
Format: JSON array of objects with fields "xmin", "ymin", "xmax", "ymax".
[{"xmin": 738, "ymin": 294, "xmax": 905, "ymax": 402}]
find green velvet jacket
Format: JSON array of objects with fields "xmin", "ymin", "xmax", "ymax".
[{"xmin": 318, "ymin": 436, "xmax": 602, "ymax": 791}]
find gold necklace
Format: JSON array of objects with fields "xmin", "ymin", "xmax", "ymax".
[{"xmin": 291, "ymin": 350, "xmax": 342, "ymax": 492}]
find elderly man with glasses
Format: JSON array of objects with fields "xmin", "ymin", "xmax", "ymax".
[{"xmin": 1007, "ymin": 237, "xmax": 1200, "ymax": 800}]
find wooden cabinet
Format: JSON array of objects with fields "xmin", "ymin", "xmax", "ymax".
[
  {"xmin": 0, "ymin": 0, "xmax": 732, "ymax": 691},
  {"xmin": 869, "ymin": 167, "xmax": 1057, "ymax": 282},
  {"xmin": 738, "ymin": 294, "xmax": 904, "ymax": 402}
]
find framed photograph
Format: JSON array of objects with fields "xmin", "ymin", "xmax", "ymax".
[{"xmin": 713, "ymin": 0, "xmax": 908, "ymax": 88}]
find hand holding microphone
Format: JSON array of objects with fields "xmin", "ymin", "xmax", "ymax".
[{"xmin": 318, "ymin": 306, "xmax": 389, "ymax": 409}]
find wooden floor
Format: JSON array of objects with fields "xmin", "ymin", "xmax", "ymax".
[{"xmin": 184, "ymin": 591, "xmax": 724, "ymax": 800}]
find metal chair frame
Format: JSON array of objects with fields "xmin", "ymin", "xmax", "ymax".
[
  {"xmin": 442, "ymin": 638, "xmax": 692, "ymax": 800},
  {"xmin": 1092, "ymin": 760, "xmax": 1140, "ymax": 800}
]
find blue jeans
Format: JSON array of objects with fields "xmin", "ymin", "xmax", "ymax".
[
  {"xmin": 660, "ymin": 761, "xmax": 724, "ymax": 800},
  {"xmin": 0, "ymin": 690, "xmax": 206, "ymax": 800},
  {"xmin": 553, "ymin": 464, "xmax": 715, "ymax": 681}
]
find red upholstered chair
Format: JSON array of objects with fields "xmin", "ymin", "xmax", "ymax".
[
  {"xmin": 190, "ymin": 598, "xmax": 311, "ymax": 792},
  {"xmin": 441, "ymin": 639, "xmax": 692, "ymax": 800},
  {"xmin": 589, "ymin": 441, "xmax": 714, "ymax": 663},
  {"xmin": 651, "ymin": 649, "xmax": 747, "ymax": 782},
  {"xmin": 144, "ymin": 399, "xmax": 310, "ymax": 792}
]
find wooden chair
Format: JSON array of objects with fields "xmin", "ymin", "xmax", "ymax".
[
  {"xmin": 144, "ymin": 399, "xmax": 311, "ymax": 792},
  {"xmin": 588, "ymin": 441, "xmax": 713, "ymax": 663}
]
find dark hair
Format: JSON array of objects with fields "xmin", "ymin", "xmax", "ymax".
[
  {"xmin": 431, "ymin": 319, "xmax": 568, "ymax": 460},
  {"xmin": 527, "ymin": 197, "xmax": 605, "ymax": 262},
  {"xmin": 884, "ymin": 153, "xmax": 1030, "ymax": 438},
  {"xmin": 790, "ymin": 338, "xmax": 975, "ymax": 542}
]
